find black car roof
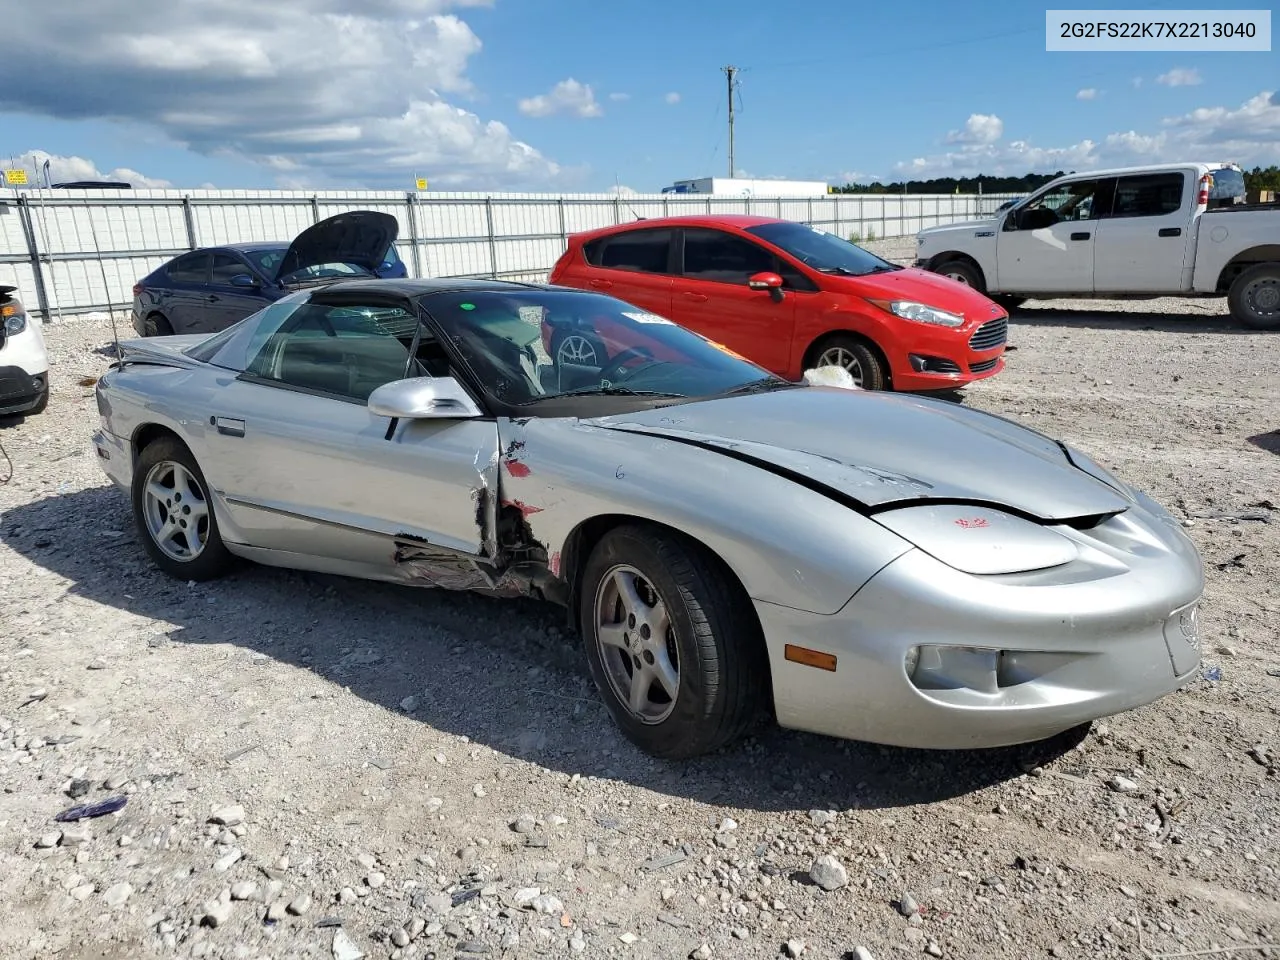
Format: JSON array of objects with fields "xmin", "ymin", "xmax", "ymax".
[{"xmin": 307, "ymin": 277, "xmax": 554, "ymax": 297}]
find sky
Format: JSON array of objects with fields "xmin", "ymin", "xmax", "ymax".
[{"xmin": 1, "ymin": 0, "xmax": 1277, "ymax": 193}]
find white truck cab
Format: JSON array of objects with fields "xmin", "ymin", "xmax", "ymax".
[{"xmin": 915, "ymin": 162, "xmax": 1280, "ymax": 329}]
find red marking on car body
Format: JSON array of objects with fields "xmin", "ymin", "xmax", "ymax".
[
  {"xmin": 954, "ymin": 517, "xmax": 990, "ymax": 528},
  {"xmin": 549, "ymin": 551, "xmax": 561, "ymax": 576},
  {"xmin": 504, "ymin": 459, "xmax": 531, "ymax": 477},
  {"xmin": 502, "ymin": 498, "xmax": 544, "ymax": 517}
]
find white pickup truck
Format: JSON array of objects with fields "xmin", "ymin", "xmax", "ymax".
[{"xmin": 914, "ymin": 162, "xmax": 1280, "ymax": 329}]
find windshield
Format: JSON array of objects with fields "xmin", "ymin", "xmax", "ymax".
[
  {"xmin": 419, "ymin": 289, "xmax": 789, "ymax": 409},
  {"xmin": 243, "ymin": 248, "xmax": 288, "ymax": 275},
  {"xmin": 745, "ymin": 221, "xmax": 899, "ymax": 276}
]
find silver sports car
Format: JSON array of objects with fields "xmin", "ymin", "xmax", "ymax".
[{"xmin": 91, "ymin": 279, "xmax": 1205, "ymax": 759}]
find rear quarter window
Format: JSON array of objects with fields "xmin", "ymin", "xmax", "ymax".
[{"xmin": 582, "ymin": 229, "xmax": 673, "ymax": 273}]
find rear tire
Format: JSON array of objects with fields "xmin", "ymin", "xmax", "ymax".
[
  {"xmin": 131, "ymin": 437, "xmax": 235, "ymax": 581},
  {"xmin": 935, "ymin": 258, "xmax": 985, "ymax": 292},
  {"xmin": 144, "ymin": 313, "xmax": 174, "ymax": 337},
  {"xmin": 579, "ymin": 524, "xmax": 768, "ymax": 759},
  {"xmin": 809, "ymin": 334, "xmax": 887, "ymax": 390},
  {"xmin": 1228, "ymin": 263, "xmax": 1280, "ymax": 330}
]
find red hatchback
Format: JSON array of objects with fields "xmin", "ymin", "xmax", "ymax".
[{"xmin": 548, "ymin": 215, "xmax": 1007, "ymax": 391}]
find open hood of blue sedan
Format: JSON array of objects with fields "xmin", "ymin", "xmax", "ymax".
[
  {"xmin": 275, "ymin": 210, "xmax": 399, "ymax": 282},
  {"xmin": 589, "ymin": 386, "xmax": 1132, "ymax": 523}
]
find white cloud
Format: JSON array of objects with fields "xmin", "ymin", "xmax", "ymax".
[
  {"xmin": 1157, "ymin": 67, "xmax": 1202, "ymax": 87},
  {"xmin": 664, "ymin": 92, "xmax": 681, "ymax": 104},
  {"xmin": 608, "ymin": 92, "xmax": 629, "ymax": 102},
  {"xmin": 606, "ymin": 183, "xmax": 638, "ymax": 196},
  {"xmin": 944, "ymin": 113, "xmax": 1003, "ymax": 144},
  {"xmin": 894, "ymin": 91, "xmax": 1280, "ymax": 178},
  {"xmin": 13, "ymin": 149, "xmax": 172, "ymax": 188},
  {"xmin": 835, "ymin": 170, "xmax": 881, "ymax": 184},
  {"xmin": 0, "ymin": 0, "xmax": 570, "ymax": 190},
  {"xmin": 1076, "ymin": 88, "xmax": 1098, "ymax": 101},
  {"xmin": 518, "ymin": 78, "xmax": 603, "ymax": 119}
]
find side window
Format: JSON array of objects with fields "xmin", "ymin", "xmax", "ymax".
[
  {"xmin": 167, "ymin": 252, "xmax": 210, "ymax": 284},
  {"xmin": 1110, "ymin": 173, "xmax": 1185, "ymax": 218},
  {"xmin": 210, "ymin": 253, "xmax": 251, "ymax": 285},
  {"xmin": 243, "ymin": 302, "xmax": 424, "ymax": 403},
  {"xmin": 1013, "ymin": 179, "xmax": 1107, "ymax": 229},
  {"xmin": 682, "ymin": 229, "xmax": 778, "ymax": 284},
  {"xmin": 585, "ymin": 229, "xmax": 673, "ymax": 274}
]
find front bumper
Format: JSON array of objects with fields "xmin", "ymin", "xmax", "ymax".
[
  {"xmin": 0, "ymin": 366, "xmax": 47, "ymax": 415},
  {"xmin": 756, "ymin": 512, "xmax": 1204, "ymax": 750},
  {"xmin": 93, "ymin": 428, "xmax": 134, "ymax": 491},
  {"xmin": 887, "ymin": 313, "xmax": 1008, "ymax": 391}
]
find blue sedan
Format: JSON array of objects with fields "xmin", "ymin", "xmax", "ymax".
[{"xmin": 131, "ymin": 211, "xmax": 406, "ymax": 336}]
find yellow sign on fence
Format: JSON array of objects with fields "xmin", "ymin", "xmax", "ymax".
[
  {"xmin": 3, "ymin": 169, "xmax": 28, "ymax": 185},
  {"xmin": 415, "ymin": 178, "xmax": 428, "ymax": 191}
]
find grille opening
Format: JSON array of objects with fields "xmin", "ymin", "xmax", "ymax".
[{"xmin": 969, "ymin": 317, "xmax": 1008, "ymax": 351}]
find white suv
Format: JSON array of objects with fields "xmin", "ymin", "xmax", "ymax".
[{"xmin": 0, "ymin": 286, "xmax": 49, "ymax": 416}]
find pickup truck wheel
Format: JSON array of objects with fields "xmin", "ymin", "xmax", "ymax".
[
  {"xmin": 936, "ymin": 259, "xmax": 986, "ymax": 292},
  {"xmin": 1228, "ymin": 263, "xmax": 1280, "ymax": 330},
  {"xmin": 993, "ymin": 294, "xmax": 1025, "ymax": 312}
]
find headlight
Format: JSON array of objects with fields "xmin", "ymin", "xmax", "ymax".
[
  {"xmin": 868, "ymin": 299, "xmax": 964, "ymax": 328},
  {"xmin": 3, "ymin": 312, "xmax": 27, "ymax": 336}
]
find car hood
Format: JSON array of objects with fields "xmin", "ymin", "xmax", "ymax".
[
  {"xmin": 588, "ymin": 388, "xmax": 1130, "ymax": 522},
  {"xmin": 825, "ymin": 265, "xmax": 1006, "ymax": 320},
  {"xmin": 275, "ymin": 210, "xmax": 399, "ymax": 282},
  {"xmin": 918, "ymin": 218, "xmax": 998, "ymax": 236}
]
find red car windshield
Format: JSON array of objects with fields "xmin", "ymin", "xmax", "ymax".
[
  {"xmin": 419, "ymin": 289, "xmax": 787, "ymax": 407},
  {"xmin": 745, "ymin": 221, "xmax": 900, "ymax": 277}
]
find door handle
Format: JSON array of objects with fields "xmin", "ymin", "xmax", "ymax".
[
  {"xmin": 1159, "ymin": 227, "xmax": 1182, "ymax": 237},
  {"xmin": 1070, "ymin": 232, "xmax": 1091, "ymax": 241},
  {"xmin": 682, "ymin": 292, "xmax": 709, "ymax": 302},
  {"xmin": 588, "ymin": 279, "xmax": 612, "ymax": 289},
  {"xmin": 212, "ymin": 416, "xmax": 245, "ymax": 438}
]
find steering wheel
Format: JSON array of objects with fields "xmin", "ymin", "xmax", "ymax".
[{"xmin": 598, "ymin": 347, "xmax": 653, "ymax": 384}]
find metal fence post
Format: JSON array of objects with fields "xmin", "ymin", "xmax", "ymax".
[
  {"xmin": 613, "ymin": 196, "xmax": 621, "ymax": 225},
  {"xmin": 14, "ymin": 197, "xmax": 52, "ymax": 321},
  {"xmin": 662, "ymin": 197, "xmax": 669, "ymax": 218},
  {"xmin": 556, "ymin": 197, "xmax": 567, "ymax": 249},
  {"xmin": 484, "ymin": 197, "xmax": 498, "ymax": 278},
  {"xmin": 310, "ymin": 196, "xmax": 320, "ymax": 223},
  {"xmin": 181, "ymin": 196, "xmax": 198, "ymax": 250},
  {"xmin": 405, "ymin": 192, "xmax": 425, "ymax": 278},
  {"xmin": 806, "ymin": 197, "xmax": 813, "ymax": 226}
]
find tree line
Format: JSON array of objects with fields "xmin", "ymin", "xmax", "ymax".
[{"xmin": 830, "ymin": 166, "xmax": 1280, "ymax": 196}]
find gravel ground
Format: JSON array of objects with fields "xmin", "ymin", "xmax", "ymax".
[{"xmin": 2, "ymin": 241, "xmax": 1278, "ymax": 960}]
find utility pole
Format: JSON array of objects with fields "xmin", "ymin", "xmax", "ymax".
[{"xmin": 722, "ymin": 65, "xmax": 738, "ymax": 178}]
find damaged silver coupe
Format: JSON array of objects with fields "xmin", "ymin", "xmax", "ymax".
[{"xmin": 92, "ymin": 279, "xmax": 1205, "ymax": 759}]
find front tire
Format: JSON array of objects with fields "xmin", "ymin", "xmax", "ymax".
[
  {"xmin": 1228, "ymin": 262, "xmax": 1280, "ymax": 330},
  {"xmin": 131, "ymin": 437, "xmax": 235, "ymax": 581},
  {"xmin": 551, "ymin": 329, "xmax": 608, "ymax": 367},
  {"xmin": 935, "ymin": 258, "xmax": 985, "ymax": 291},
  {"xmin": 579, "ymin": 524, "xmax": 768, "ymax": 759},
  {"xmin": 810, "ymin": 334, "xmax": 887, "ymax": 390}
]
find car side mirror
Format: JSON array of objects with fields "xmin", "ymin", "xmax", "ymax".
[
  {"xmin": 748, "ymin": 271, "xmax": 785, "ymax": 302},
  {"xmin": 1003, "ymin": 211, "xmax": 1019, "ymax": 232},
  {"xmin": 368, "ymin": 376, "xmax": 482, "ymax": 421},
  {"xmin": 230, "ymin": 274, "xmax": 258, "ymax": 288}
]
